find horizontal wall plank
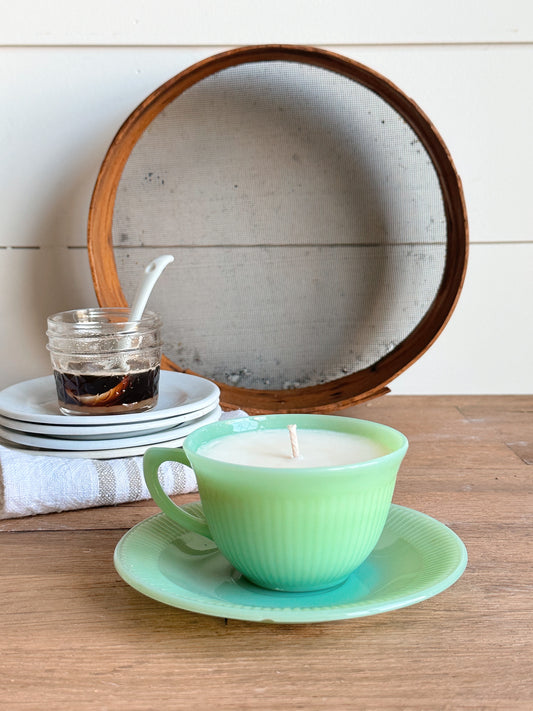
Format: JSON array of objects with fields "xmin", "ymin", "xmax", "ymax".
[
  {"xmin": 0, "ymin": 247, "xmax": 96, "ymax": 389},
  {"xmin": 391, "ymin": 242, "xmax": 533, "ymax": 395},
  {"xmin": 113, "ymin": 243, "xmax": 447, "ymax": 390},
  {"xmin": 1, "ymin": 45, "xmax": 531, "ymax": 250},
  {"xmin": 112, "ymin": 56, "xmax": 449, "ymax": 250},
  {"xmin": 1, "ymin": 1, "xmax": 532, "ymax": 46},
  {"xmin": 0, "ymin": 47, "xmax": 214, "ymax": 249},
  {"xmin": 352, "ymin": 43, "xmax": 533, "ymax": 247},
  {"xmin": 0, "ymin": 243, "xmax": 531, "ymax": 395}
]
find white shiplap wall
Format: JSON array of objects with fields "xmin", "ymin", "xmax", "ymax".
[{"xmin": 1, "ymin": 1, "xmax": 532, "ymax": 394}]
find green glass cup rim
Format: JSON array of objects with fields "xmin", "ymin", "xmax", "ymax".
[{"xmin": 181, "ymin": 413, "xmax": 408, "ymax": 475}]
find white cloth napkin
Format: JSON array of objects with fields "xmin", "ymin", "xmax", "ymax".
[{"xmin": 0, "ymin": 410, "xmax": 247, "ymax": 520}]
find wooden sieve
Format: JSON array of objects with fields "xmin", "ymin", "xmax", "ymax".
[{"xmin": 88, "ymin": 45, "xmax": 468, "ymax": 413}]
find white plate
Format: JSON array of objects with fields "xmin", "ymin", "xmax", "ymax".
[
  {"xmin": 0, "ymin": 400, "xmax": 218, "ymax": 439},
  {"xmin": 0, "ymin": 434, "xmax": 189, "ymax": 460},
  {"xmin": 0, "ymin": 371, "xmax": 220, "ymax": 425},
  {"xmin": 0, "ymin": 406, "xmax": 221, "ymax": 451}
]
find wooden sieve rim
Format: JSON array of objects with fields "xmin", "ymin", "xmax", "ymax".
[{"xmin": 87, "ymin": 44, "xmax": 468, "ymax": 413}]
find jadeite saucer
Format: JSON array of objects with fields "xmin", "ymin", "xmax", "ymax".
[{"xmin": 114, "ymin": 503, "xmax": 467, "ymax": 624}]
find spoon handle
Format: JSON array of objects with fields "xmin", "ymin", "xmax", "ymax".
[{"xmin": 129, "ymin": 254, "xmax": 174, "ymax": 322}]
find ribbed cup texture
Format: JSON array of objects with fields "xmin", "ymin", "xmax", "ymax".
[{"xmin": 202, "ymin": 479, "xmax": 396, "ymax": 592}]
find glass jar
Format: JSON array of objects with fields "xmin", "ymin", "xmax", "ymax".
[{"xmin": 47, "ymin": 308, "xmax": 162, "ymax": 416}]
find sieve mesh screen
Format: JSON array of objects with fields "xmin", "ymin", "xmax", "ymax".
[{"xmin": 111, "ymin": 60, "xmax": 447, "ymax": 390}]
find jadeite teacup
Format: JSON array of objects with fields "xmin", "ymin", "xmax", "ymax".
[{"xmin": 143, "ymin": 414, "xmax": 408, "ymax": 592}]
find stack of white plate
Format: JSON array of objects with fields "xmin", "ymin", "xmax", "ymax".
[{"xmin": 0, "ymin": 371, "xmax": 220, "ymax": 459}]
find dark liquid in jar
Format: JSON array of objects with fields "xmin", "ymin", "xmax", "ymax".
[{"xmin": 54, "ymin": 367, "xmax": 160, "ymax": 415}]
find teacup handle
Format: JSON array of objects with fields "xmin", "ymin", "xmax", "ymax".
[{"xmin": 143, "ymin": 447, "xmax": 212, "ymax": 539}]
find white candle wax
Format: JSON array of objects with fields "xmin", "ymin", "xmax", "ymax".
[{"xmin": 197, "ymin": 429, "xmax": 388, "ymax": 468}]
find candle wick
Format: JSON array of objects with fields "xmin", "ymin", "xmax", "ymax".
[{"xmin": 288, "ymin": 424, "xmax": 301, "ymax": 459}]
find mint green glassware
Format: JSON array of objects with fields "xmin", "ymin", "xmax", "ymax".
[
  {"xmin": 143, "ymin": 414, "xmax": 408, "ymax": 592},
  {"xmin": 114, "ymin": 503, "xmax": 468, "ymax": 623}
]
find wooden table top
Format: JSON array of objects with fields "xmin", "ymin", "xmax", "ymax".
[{"xmin": 2, "ymin": 395, "xmax": 531, "ymax": 710}]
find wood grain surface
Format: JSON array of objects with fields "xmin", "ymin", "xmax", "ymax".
[{"xmin": 1, "ymin": 395, "xmax": 531, "ymax": 710}]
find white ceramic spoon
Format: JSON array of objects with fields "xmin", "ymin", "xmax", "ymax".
[{"xmin": 129, "ymin": 254, "xmax": 174, "ymax": 321}]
